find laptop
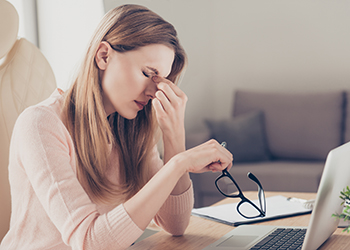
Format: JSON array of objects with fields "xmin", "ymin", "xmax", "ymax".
[{"xmin": 204, "ymin": 141, "xmax": 350, "ymax": 250}]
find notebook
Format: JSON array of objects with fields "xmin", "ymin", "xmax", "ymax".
[
  {"xmin": 204, "ymin": 141, "xmax": 350, "ymax": 250},
  {"xmin": 192, "ymin": 195, "xmax": 312, "ymax": 227}
]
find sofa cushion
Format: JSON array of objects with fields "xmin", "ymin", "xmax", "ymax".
[
  {"xmin": 233, "ymin": 90, "xmax": 344, "ymax": 161},
  {"xmin": 345, "ymin": 92, "xmax": 350, "ymax": 143},
  {"xmin": 205, "ymin": 111, "xmax": 271, "ymax": 163}
]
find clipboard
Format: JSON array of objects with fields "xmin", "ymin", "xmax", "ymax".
[{"xmin": 192, "ymin": 195, "xmax": 312, "ymax": 226}]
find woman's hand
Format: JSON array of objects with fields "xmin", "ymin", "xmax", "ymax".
[
  {"xmin": 151, "ymin": 76, "xmax": 187, "ymax": 133},
  {"xmin": 151, "ymin": 75, "xmax": 187, "ymax": 136},
  {"xmin": 172, "ymin": 139, "xmax": 234, "ymax": 174},
  {"xmin": 151, "ymin": 75, "xmax": 187, "ymax": 162}
]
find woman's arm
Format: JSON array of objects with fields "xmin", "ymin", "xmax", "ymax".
[
  {"xmin": 15, "ymin": 107, "xmax": 144, "ymax": 250},
  {"xmin": 145, "ymin": 75, "xmax": 209, "ymax": 235},
  {"xmin": 124, "ymin": 139, "xmax": 233, "ymax": 231},
  {"xmin": 15, "ymin": 105, "xmax": 231, "ymax": 249},
  {"xmin": 151, "ymin": 75, "xmax": 191, "ymax": 195}
]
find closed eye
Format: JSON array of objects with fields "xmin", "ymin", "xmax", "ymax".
[{"xmin": 142, "ymin": 71, "xmax": 149, "ymax": 78}]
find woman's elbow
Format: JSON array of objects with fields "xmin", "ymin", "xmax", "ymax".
[{"xmin": 154, "ymin": 215, "xmax": 190, "ymax": 236}]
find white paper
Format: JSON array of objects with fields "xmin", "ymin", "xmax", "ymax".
[{"xmin": 192, "ymin": 195, "xmax": 312, "ymax": 226}]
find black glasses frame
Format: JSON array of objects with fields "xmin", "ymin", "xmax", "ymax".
[{"xmin": 215, "ymin": 168, "xmax": 266, "ymax": 219}]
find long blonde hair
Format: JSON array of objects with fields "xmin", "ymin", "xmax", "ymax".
[{"xmin": 62, "ymin": 4, "xmax": 186, "ymax": 203}]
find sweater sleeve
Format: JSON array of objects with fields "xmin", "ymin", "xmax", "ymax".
[
  {"xmin": 153, "ymin": 183, "xmax": 194, "ymax": 236},
  {"xmin": 148, "ymin": 145, "xmax": 195, "ymax": 235},
  {"xmin": 14, "ymin": 107, "xmax": 143, "ymax": 250}
]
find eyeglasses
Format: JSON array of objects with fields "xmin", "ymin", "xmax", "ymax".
[{"xmin": 215, "ymin": 142, "xmax": 266, "ymax": 219}]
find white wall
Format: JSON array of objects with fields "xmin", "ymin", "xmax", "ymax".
[
  {"xmin": 105, "ymin": 0, "xmax": 350, "ymax": 133},
  {"xmin": 9, "ymin": 0, "xmax": 350, "ymax": 132},
  {"xmin": 7, "ymin": 0, "xmax": 38, "ymax": 46},
  {"xmin": 36, "ymin": 0, "xmax": 105, "ymax": 91},
  {"xmin": 7, "ymin": 0, "xmax": 105, "ymax": 90}
]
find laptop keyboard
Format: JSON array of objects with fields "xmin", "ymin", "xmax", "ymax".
[{"xmin": 250, "ymin": 228, "xmax": 306, "ymax": 250}]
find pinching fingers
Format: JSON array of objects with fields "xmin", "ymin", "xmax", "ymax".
[
  {"xmin": 152, "ymin": 75, "xmax": 172, "ymax": 84},
  {"xmin": 152, "ymin": 75, "xmax": 187, "ymax": 99}
]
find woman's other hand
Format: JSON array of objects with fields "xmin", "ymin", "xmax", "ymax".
[{"xmin": 172, "ymin": 139, "xmax": 234, "ymax": 174}]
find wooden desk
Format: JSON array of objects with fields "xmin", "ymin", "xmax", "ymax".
[{"xmin": 129, "ymin": 192, "xmax": 350, "ymax": 250}]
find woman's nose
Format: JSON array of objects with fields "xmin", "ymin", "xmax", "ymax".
[{"xmin": 145, "ymin": 78, "xmax": 158, "ymax": 99}]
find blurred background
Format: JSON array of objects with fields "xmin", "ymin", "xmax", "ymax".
[{"xmin": 8, "ymin": 0, "xmax": 350, "ymax": 134}]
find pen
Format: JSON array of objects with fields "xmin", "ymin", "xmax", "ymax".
[{"xmin": 220, "ymin": 141, "xmax": 228, "ymax": 172}]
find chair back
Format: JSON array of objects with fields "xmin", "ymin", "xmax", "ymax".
[{"xmin": 0, "ymin": 0, "xmax": 57, "ymax": 241}]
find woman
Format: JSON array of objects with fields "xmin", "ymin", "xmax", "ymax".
[{"xmin": 1, "ymin": 4, "xmax": 232, "ymax": 250}]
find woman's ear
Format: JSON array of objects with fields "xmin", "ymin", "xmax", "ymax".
[{"xmin": 95, "ymin": 41, "xmax": 112, "ymax": 70}]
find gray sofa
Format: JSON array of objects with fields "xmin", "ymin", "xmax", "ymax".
[{"xmin": 187, "ymin": 90, "xmax": 350, "ymax": 208}]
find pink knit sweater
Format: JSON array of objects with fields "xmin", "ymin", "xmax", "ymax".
[{"xmin": 0, "ymin": 89, "xmax": 194, "ymax": 250}]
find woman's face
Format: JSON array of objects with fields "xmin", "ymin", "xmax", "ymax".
[{"xmin": 97, "ymin": 43, "xmax": 175, "ymax": 119}]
